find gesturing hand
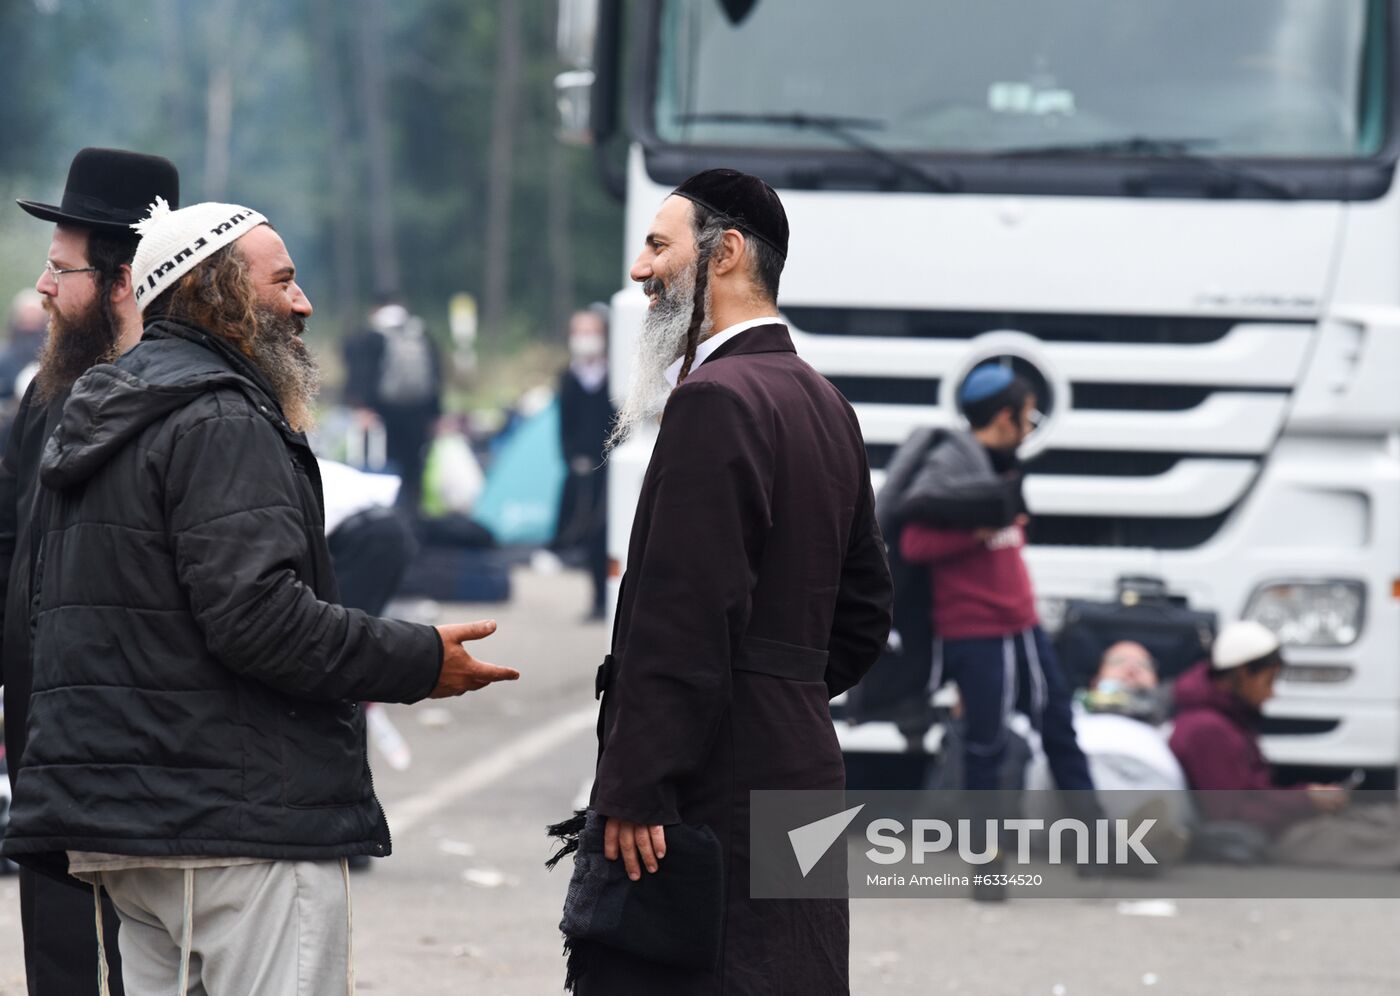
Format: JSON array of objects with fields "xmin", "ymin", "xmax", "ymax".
[
  {"xmin": 604, "ymin": 817, "xmax": 667, "ymax": 881},
  {"xmin": 431, "ymin": 620, "xmax": 520, "ymax": 698}
]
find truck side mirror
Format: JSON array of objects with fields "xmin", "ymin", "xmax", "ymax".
[
  {"xmin": 555, "ymin": 69, "xmax": 597, "ymax": 146},
  {"xmin": 718, "ymin": 0, "xmax": 759, "ymax": 25}
]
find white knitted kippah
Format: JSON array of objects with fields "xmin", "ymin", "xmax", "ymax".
[
  {"xmin": 129, "ymin": 197, "xmax": 268, "ymax": 314},
  {"xmin": 1211, "ymin": 620, "xmax": 1281, "ymax": 670}
]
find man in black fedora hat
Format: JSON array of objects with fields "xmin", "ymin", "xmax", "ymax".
[{"xmin": 1, "ymin": 146, "xmax": 179, "ymax": 996}]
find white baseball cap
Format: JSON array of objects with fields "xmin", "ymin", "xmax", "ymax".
[{"xmin": 1211, "ymin": 621, "xmax": 1282, "ymax": 670}]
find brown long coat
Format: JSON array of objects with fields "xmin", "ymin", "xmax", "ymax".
[{"xmin": 583, "ymin": 323, "xmax": 893, "ymax": 995}]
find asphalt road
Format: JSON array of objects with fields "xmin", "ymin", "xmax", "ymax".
[{"xmin": 1, "ymin": 568, "xmax": 1397, "ymax": 995}]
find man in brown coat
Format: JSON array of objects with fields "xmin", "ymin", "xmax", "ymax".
[{"xmin": 571, "ymin": 170, "xmax": 892, "ymax": 994}]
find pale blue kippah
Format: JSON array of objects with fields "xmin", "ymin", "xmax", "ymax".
[{"xmin": 959, "ymin": 364, "xmax": 1015, "ymax": 404}]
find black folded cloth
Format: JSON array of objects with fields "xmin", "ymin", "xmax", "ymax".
[{"xmin": 547, "ymin": 808, "xmax": 724, "ymax": 989}]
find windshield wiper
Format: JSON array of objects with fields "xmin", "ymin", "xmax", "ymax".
[
  {"xmin": 998, "ymin": 136, "xmax": 1219, "ymax": 157},
  {"xmin": 997, "ymin": 136, "xmax": 1300, "ymax": 199},
  {"xmin": 676, "ymin": 111, "xmax": 960, "ymax": 193}
]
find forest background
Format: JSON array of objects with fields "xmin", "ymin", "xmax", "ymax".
[{"xmin": 0, "ymin": 0, "xmax": 625, "ymax": 404}]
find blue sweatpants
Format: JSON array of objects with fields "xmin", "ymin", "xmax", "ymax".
[{"xmin": 937, "ymin": 626, "xmax": 1094, "ymax": 792}]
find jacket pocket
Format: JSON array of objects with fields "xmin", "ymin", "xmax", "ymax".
[{"xmin": 281, "ymin": 701, "xmax": 372, "ymax": 808}]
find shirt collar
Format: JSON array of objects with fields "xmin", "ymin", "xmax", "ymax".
[{"xmin": 663, "ymin": 316, "xmax": 783, "ymax": 388}]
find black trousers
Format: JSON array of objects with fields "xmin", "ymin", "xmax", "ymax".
[
  {"xmin": 554, "ymin": 468, "xmax": 608, "ymax": 614},
  {"xmin": 19, "ymin": 866, "xmax": 124, "ymax": 996},
  {"xmin": 377, "ymin": 404, "xmax": 436, "ymax": 518},
  {"xmin": 327, "ymin": 506, "xmax": 418, "ymax": 616}
]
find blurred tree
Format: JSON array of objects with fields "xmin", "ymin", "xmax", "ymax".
[
  {"xmin": 357, "ymin": 0, "xmax": 402, "ymax": 299},
  {"xmin": 0, "ymin": 2, "xmax": 50, "ymax": 176},
  {"xmin": 309, "ymin": 0, "xmax": 360, "ymax": 339},
  {"xmin": 548, "ymin": 134, "xmax": 577, "ymax": 341},
  {"xmin": 202, "ymin": 0, "xmax": 238, "ymax": 201},
  {"xmin": 0, "ymin": 0, "xmax": 624, "ymax": 378},
  {"xmin": 481, "ymin": 0, "xmax": 523, "ymax": 348},
  {"xmin": 155, "ymin": 0, "xmax": 205, "ymax": 174}
]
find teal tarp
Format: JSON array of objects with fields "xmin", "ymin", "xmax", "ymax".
[{"xmin": 473, "ymin": 400, "xmax": 565, "ymax": 545}]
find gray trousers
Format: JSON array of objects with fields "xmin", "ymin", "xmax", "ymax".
[{"xmin": 94, "ymin": 861, "xmax": 353, "ymax": 996}]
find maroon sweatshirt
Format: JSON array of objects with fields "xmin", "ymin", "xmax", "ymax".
[
  {"xmin": 900, "ymin": 521, "xmax": 1037, "ymax": 640},
  {"xmin": 1168, "ymin": 662, "xmax": 1314, "ymax": 832}
]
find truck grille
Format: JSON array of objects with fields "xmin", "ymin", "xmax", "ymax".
[
  {"xmin": 793, "ymin": 306, "xmax": 1312, "ymax": 550},
  {"xmin": 786, "ymin": 306, "xmax": 1239, "ymax": 344}
]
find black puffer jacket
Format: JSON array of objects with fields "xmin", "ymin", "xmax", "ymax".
[
  {"xmin": 2, "ymin": 319, "xmax": 442, "ymax": 867},
  {"xmin": 0, "ymin": 381, "xmax": 67, "ymax": 794}
]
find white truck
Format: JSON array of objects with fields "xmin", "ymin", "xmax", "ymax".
[{"xmin": 557, "ymin": 0, "xmax": 1400, "ymax": 783}]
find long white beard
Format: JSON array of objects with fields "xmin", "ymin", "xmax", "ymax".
[{"xmin": 606, "ymin": 263, "xmax": 701, "ymax": 452}]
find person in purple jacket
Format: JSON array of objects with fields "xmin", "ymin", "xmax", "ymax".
[
  {"xmin": 1171, "ymin": 621, "xmax": 1400, "ymax": 868},
  {"xmin": 1169, "ymin": 621, "xmax": 1346, "ymax": 829}
]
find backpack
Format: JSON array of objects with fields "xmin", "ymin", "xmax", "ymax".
[
  {"xmin": 376, "ymin": 320, "xmax": 436, "ymax": 405},
  {"xmin": 844, "ymin": 428, "xmax": 947, "ymax": 726}
]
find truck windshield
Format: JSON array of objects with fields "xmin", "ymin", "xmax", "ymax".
[{"xmin": 653, "ymin": 0, "xmax": 1389, "ymax": 159}]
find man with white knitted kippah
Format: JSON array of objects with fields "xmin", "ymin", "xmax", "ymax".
[
  {"xmin": 1168, "ymin": 621, "xmax": 1400, "ymax": 870},
  {"xmin": 3, "ymin": 201, "xmax": 521, "ymax": 995}
]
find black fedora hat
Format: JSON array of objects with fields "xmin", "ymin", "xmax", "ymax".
[{"xmin": 17, "ymin": 147, "xmax": 179, "ymax": 232}]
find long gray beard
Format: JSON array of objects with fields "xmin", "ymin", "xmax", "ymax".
[
  {"xmin": 251, "ymin": 308, "xmax": 320, "ymax": 432},
  {"xmin": 606, "ymin": 265, "xmax": 706, "ymax": 453}
]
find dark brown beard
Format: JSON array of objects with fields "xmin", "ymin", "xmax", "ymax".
[
  {"xmin": 33, "ymin": 296, "xmax": 120, "ymax": 404},
  {"xmin": 250, "ymin": 308, "xmax": 319, "ymax": 432}
]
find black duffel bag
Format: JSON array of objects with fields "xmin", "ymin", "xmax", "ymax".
[{"xmin": 1055, "ymin": 575, "xmax": 1216, "ymax": 690}]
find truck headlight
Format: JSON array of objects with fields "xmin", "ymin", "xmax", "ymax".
[{"xmin": 1243, "ymin": 581, "xmax": 1365, "ymax": 648}]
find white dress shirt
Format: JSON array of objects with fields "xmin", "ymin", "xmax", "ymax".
[{"xmin": 663, "ymin": 316, "xmax": 784, "ymax": 388}]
